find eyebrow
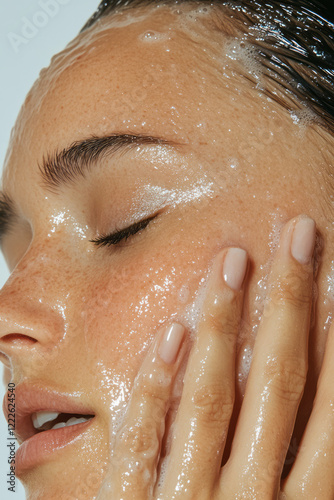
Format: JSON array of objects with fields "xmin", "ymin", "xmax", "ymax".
[
  {"xmin": 0, "ymin": 194, "xmax": 16, "ymax": 244},
  {"xmin": 0, "ymin": 133, "xmax": 181, "ymax": 243},
  {"xmin": 38, "ymin": 133, "xmax": 181, "ymax": 192}
]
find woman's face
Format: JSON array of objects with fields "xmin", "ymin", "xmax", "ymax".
[{"xmin": 1, "ymin": 6, "xmax": 333, "ymax": 499}]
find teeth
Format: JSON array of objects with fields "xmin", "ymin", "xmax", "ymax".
[
  {"xmin": 65, "ymin": 417, "xmax": 90, "ymax": 427},
  {"xmin": 32, "ymin": 412, "xmax": 92, "ymax": 431},
  {"xmin": 52, "ymin": 422, "xmax": 66, "ymax": 430},
  {"xmin": 51, "ymin": 416, "xmax": 91, "ymax": 430},
  {"xmin": 32, "ymin": 411, "xmax": 60, "ymax": 429}
]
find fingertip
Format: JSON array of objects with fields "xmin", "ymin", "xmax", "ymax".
[
  {"xmin": 158, "ymin": 323, "xmax": 185, "ymax": 364},
  {"xmin": 278, "ymin": 215, "xmax": 316, "ymax": 265},
  {"xmin": 290, "ymin": 216, "xmax": 316, "ymax": 265},
  {"xmin": 223, "ymin": 248, "xmax": 248, "ymax": 291}
]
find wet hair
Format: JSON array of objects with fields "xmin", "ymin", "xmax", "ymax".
[{"xmin": 82, "ymin": 0, "xmax": 334, "ymax": 135}]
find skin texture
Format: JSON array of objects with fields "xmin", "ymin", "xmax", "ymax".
[
  {"xmin": 0, "ymin": 4, "xmax": 334, "ymax": 499},
  {"xmin": 94, "ymin": 219, "xmax": 323, "ymax": 499}
]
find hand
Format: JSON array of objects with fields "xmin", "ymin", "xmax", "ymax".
[{"xmin": 97, "ymin": 215, "xmax": 334, "ymax": 499}]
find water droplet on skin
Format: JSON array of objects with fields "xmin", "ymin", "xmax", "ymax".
[
  {"xmin": 196, "ymin": 121, "xmax": 207, "ymax": 135},
  {"xmin": 325, "ymin": 260, "xmax": 334, "ymax": 299},
  {"xmin": 228, "ymin": 157, "xmax": 239, "ymax": 170},
  {"xmin": 144, "ymin": 30, "xmax": 156, "ymax": 38},
  {"xmin": 138, "ymin": 30, "xmax": 167, "ymax": 43},
  {"xmin": 178, "ymin": 284, "xmax": 190, "ymax": 304},
  {"xmin": 323, "ymin": 313, "xmax": 333, "ymax": 335}
]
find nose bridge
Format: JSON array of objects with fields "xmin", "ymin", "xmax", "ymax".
[{"xmin": 0, "ymin": 239, "xmax": 68, "ymax": 344}]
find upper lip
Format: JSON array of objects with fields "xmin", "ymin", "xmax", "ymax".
[{"xmin": 2, "ymin": 382, "xmax": 95, "ymax": 442}]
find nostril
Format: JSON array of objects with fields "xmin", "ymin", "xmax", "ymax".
[{"xmin": 1, "ymin": 334, "xmax": 38, "ymax": 345}]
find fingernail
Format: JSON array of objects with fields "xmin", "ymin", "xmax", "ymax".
[
  {"xmin": 158, "ymin": 323, "xmax": 185, "ymax": 364},
  {"xmin": 223, "ymin": 248, "xmax": 248, "ymax": 291},
  {"xmin": 291, "ymin": 217, "xmax": 316, "ymax": 265}
]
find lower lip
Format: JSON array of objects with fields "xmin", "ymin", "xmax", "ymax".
[{"xmin": 15, "ymin": 419, "xmax": 94, "ymax": 475}]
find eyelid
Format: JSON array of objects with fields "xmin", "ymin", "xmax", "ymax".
[{"xmin": 90, "ymin": 213, "xmax": 159, "ymax": 248}]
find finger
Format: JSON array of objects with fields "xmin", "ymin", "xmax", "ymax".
[
  {"xmin": 282, "ymin": 320, "xmax": 334, "ymax": 499},
  {"xmin": 221, "ymin": 216, "xmax": 315, "ymax": 498},
  {"xmin": 158, "ymin": 248, "xmax": 248, "ymax": 499},
  {"xmin": 107, "ymin": 323, "xmax": 186, "ymax": 500}
]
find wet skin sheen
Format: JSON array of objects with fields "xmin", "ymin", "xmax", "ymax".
[{"xmin": 0, "ymin": 6, "xmax": 334, "ymax": 499}]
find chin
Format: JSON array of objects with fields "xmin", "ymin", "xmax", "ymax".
[{"xmin": 15, "ymin": 410, "xmax": 108, "ymax": 499}]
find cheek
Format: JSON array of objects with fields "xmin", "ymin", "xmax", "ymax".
[
  {"xmin": 82, "ymin": 238, "xmax": 215, "ymax": 373},
  {"xmin": 77, "ymin": 195, "xmax": 290, "ymax": 418},
  {"xmin": 75, "ymin": 240, "xmax": 216, "ymax": 432}
]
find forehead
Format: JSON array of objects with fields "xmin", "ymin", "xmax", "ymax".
[
  {"xmin": 3, "ymin": 4, "xmax": 313, "ymax": 199},
  {"xmin": 4, "ymin": 6, "xmax": 258, "ymax": 152}
]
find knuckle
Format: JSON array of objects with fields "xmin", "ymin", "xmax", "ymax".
[
  {"xmin": 215, "ymin": 313, "xmax": 238, "ymax": 337},
  {"xmin": 200, "ymin": 309, "xmax": 238, "ymax": 342},
  {"xmin": 192, "ymin": 384, "xmax": 234, "ymax": 426},
  {"xmin": 134, "ymin": 372, "xmax": 170, "ymax": 415},
  {"xmin": 118, "ymin": 422, "xmax": 159, "ymax": 456},
  {"xmin": 270, "ymin": 270, "xmax": 311, "ymax": 310},
  {"xmin": 200, "ymin": 289, "xmax": 240, "ymax": 336},
  {"xmin": 264, "ymin": 358, "xmax": 307, "ymax": 402}
]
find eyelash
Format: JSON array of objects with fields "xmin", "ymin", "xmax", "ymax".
[{"xmin": 90, "ymin": 214, "xmax": 158, "ymax": 248}]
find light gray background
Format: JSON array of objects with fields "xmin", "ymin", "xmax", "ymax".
[{"xmin": 0, "ymin": 1, "xmax": 100, "ymax": 497}]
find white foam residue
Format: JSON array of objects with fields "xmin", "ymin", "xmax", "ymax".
[
  {"xmin": 178, "ymin": 284, "xmax": 190, "ymax": 304},
  {"xmin": 251, "ymin": 265, "xmax": 270, "ymax": 339},
  {"xmin": 238, "ymin": 344, "xmax": 253, "ymax": 396},
  {"xmin": 238, "ymin": 344, "xmax": 253, "ymax": 389},
  {"xmin": 184, "ymin": 4, "xmax": 213, "ymax": 22},
  {"xmin": 135, "ymin": 178, "xmax": 215, "ymax": 215},
  {"xmin": 267, "ymin": 210, "xmax": 285, "ymax": 254},
  {"xmin": 225, "ymin": 38, "xmax": 263, "ymax": 81},
  {"xmin": 290, "ymin": 106, "xmax": 319, "ymax": 133},
  {"xmin": 174, "ymin": 274, "xmax": 211, "ymax": 339},
  {"xmin": 156, "ymin": 454, "xmax": 169, "ymax": 491}
]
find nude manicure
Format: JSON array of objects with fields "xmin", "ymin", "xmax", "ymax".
[
  {"xmin": 291, "ymin": 217, "xmax": 316, "ymax": 265},
  {"xmin": 158, "ymin": 323, "xmax": 185, "ymax": 364},
  {"xmin": 223, "ymin": 248, "xmax": 248, "ymax": 291}
]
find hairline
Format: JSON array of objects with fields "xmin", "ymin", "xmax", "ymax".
[
  {"xmin": 82, "ymin": 1, "xmax": 333, "ymax": 131},
  {"xmin": 81, "ymin": 0, "xmax": 334, "ymax": 218}
]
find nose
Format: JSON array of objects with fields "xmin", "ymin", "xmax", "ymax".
[{"xmin": 0, "ymin": 243, "xmax": 67, "ymax": 374}]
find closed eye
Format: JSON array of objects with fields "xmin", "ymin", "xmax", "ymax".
[{"xmin": 90, "ymin": 214, "xmax": 158, "ymax": 248}]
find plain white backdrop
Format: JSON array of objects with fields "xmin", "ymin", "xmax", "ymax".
[{"xmin": 0, "ymin": 1, "xmax": 100, "ymax": 498}]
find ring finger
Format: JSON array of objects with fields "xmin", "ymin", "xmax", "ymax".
[{"xmin": 220, "ymin": 216, "xmax": 316, "ymax": 498}]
